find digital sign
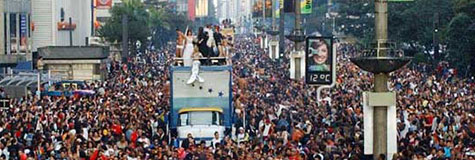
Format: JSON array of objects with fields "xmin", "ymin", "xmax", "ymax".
[{"xmin": 305, "ymin": 37, "xmax": 334, "ymax": 85}]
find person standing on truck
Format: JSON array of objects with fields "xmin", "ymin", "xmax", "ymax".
[
  {"xmin": 197, "ymin": 27, "xmax": 209, "ymax": 64},
  {"xmin": 214, "ymin": 26, "xmax": 224, "ymax": 57},
  {"xmin": 176, "ymin": 29, "xmax": 185, "ymax": 58},
  {"xmin": 204, "ymin": 25, "xmax": 216, "ymax": 57},
  {"xmin": 179, "ymin": 29, "xmax": 195, "ymax": 66}
]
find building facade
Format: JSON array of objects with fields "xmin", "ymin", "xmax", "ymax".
[
  {"xmin": 1, "ymin": 0, "xmax": 32, "ymax": 62},
  {"xmin": 31, "ymin": 0, "xmax": 93, "ymax": 52}
]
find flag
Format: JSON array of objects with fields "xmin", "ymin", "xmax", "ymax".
[
  {"xmin": 195, "ymin": 0, "xmax": 209, "ymax": 17},
  {"xmin": 275, "ymin": 0, "xmax": 283, "ymax": 18},
  {"xmin": 188, "ymin": 0, "xmax": 196, "ymax": 20},
  {"xmin": 301, "ymin": 0, "xmax": 312, "ymax": 14}
]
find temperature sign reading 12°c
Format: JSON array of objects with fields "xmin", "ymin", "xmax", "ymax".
[{"xmin": 305, "ymin": 37, "xmax": 335, "ymax": 85}]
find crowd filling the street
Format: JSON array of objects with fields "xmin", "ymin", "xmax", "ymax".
[{"xmin": 0, "ymin": 25, "xmax": 474, "ymax": 160}]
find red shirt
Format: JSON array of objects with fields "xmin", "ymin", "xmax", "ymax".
[
  {"xmin": 15, "ymin": 130, "xmax": 21, "ymax": 138},
  {"xmin": 90, "ymin": 150, "xmax": 99, "ymax": 160},
  {"xmin": 131, "ymin": 131, "xmax": 138, "ymax": 143},
  {"xmin": 20, "ymin": 153, "xmax": 27, "ymax": 160},
  {"xmin": 112, "ymin": 124, "xmax": 122, "ymax": 135}
]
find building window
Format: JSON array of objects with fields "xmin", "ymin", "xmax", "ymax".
[
  {"xmin": 10, "ymin": 14, "xmax": 17, "ymax": 54},
  {"xmin": 3, "ymin": 13, "xmax": 6, "ymax": 55},
  {"xmin": 60, "ymin": 8, "xmax": 65, "ymax": 22},
  {"xmin": 93, "ymin": 64, "xmax": 101, "ymax": 75},
  {"xmin": 10, "ymin": 14, "xmax": 16, "ymax": 38}
]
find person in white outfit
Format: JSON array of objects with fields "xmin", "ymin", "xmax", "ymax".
[
  {"xmin": 182, "ymin": 29, "xmax": 194, "ymax": 66},
  {"xmin": 204, "ymin": 25, "xmax": 216, "ymax": 57},
  {"xmin": 187, "ymin": 44, "xmax": 205, "ymax": 84}
]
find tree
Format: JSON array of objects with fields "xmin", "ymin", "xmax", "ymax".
[
  {"xmin": 445, "ymin": 0, "xmax": 475, "ymax": 77},
  {"xmin": 388, "ymin": 0, "xmax": 454, "ymax": 59},
  {"xmin": 311, "ymin": 0, "xmax": 474, "ymax": 77},
  {"xmin": 302, "ymin": 3, "xmax": 328, "ymax": 35},
  {"xmin": 98, "ymin": 0, "xmax": 193, "ymax": 51},
  {"xmin": 149, "ymin": 7, "xmax": 192, "ymax": 48},
  {"xmin": 334, "ymin": 0, "xmax": 374, "ymax": 45},
  {"xmin": 149, "ymin": 7, "xmax": 171, "ymax": 48},
  {"xmin": 98, "ymin": 0, "xmax": 151, "ymax": 54}
]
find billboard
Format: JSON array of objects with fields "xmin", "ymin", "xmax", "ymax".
[
  {"xmin": 195, "ymin": 0, "xmax": 208, "ymax": 17},
  {"xmin": 95, "ymin": 0, "xmax": 112, "ymax": 9},
  {"xmin": 305, "ymin": 37, "xmax": 334, "ymax": 85}
]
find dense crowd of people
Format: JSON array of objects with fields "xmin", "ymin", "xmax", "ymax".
[{"xmin": 0, "ymin": 31, "xmax": 474, "ymax": 159}]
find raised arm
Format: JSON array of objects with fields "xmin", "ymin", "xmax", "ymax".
[{"xmin": 178, "ymin": 31, "xmax": 186, "ymax": 39}]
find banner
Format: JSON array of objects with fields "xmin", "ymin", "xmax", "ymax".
[
  {"xmin": 252, "ymin": 0, "xmax": 273, "ymax": 18},
  {"xmin": 195, "ymin": 0, "xmax": 208, "ymax": 17},
  {"xmin": 20, "ymin": 14, "xmax": 27, "ymax": 46},
  {"xmin": 266, "ymin": 0, "xmax": 273, "ymax": 17},
  {"xmin": 188, "ymin": 0, "xmax": 196, "ymax": 20},
  {"xmin": 95, "ymin": 0, "xmax": 112, "ymax": 9},
  {"xmin": 274, "ymin": 0, "xmax": 280, "ymax": 18},
  {"xmin": 301, "ymin": 0, "xmax": 312, "ymax": 14}
]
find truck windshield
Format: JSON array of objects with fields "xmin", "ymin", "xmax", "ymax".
[{"xmin": 179, "ymin": 111, "xmax": 222, "ymax": 126}]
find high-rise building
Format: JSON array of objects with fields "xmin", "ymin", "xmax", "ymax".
[
  {"xmin": 0, "ymin": 0, "xmax": 32, "ymax": 71},
  {"xmin": 31, "ymin": 0, "xmax": 94, "ymax": 51},
  {"xmin": 1, "ymin": 0, "xmax": 32, "ymax": 57},
  {"xmin": 176, "ymin": 0, "xmax": 188, "ymax": 13}
]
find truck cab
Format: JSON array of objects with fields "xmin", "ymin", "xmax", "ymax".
[{"xmin": 177, "ymin": 107, "xmax": 225, "ymax": 143}]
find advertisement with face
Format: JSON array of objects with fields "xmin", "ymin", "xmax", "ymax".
[{"xmin": 305, "ymin": 37, "xmax": 333, "ymax": 85}]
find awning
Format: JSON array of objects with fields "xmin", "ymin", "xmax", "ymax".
[{"xmin": 14, "ymin": 61, "xmax": 32, "ymax": 70}]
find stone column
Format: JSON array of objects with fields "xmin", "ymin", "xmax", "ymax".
[{"xmin": 0, "ymin": 0, "xmax": 4, "ymax": 55}]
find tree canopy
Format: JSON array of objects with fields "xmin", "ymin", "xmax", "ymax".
[
  {"xmin": 315, "ymin": 0, "xmax": 475, "ymax": 77},
  {"xmin": 98, "ymin": 0, "xmax": 192, "ymax": 53}
]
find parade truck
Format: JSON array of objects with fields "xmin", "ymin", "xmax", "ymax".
[{"xmin": 169, "ymin": 64, "xmax": 233, "ymax": 145}]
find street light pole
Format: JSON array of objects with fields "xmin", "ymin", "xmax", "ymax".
[
  {"xmin": 286, "ymin": 0, "xmax": 305, "ymax": 79},
  {"xmin": 351, "ymin": 0, "xmax": 412, "ymax": 159},
  {"xmin": 272, "ymin": 0, "xmax": 276, "ymax": 31},
  {"xmin": 373, "ymin": 0, "xmax": 389, "ymax": 158},
  {"xmin": 263, "ymin": 0, "xmax": 266, "ymax": 22},
  {"xmin": 294, "ymin": 0, "xmax": 301, "ymax": 50},
  {"xmin": 69, "ymin": 17, "xmax": 73, "ymax": 46},
  {"xmin": 278, "ymin": 0, "xmax": 284, "ymax": 56}
]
